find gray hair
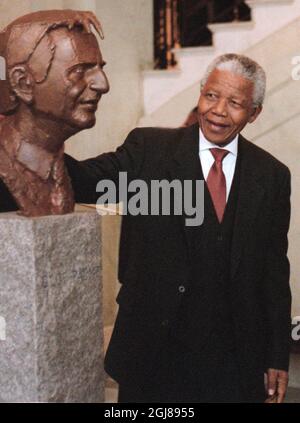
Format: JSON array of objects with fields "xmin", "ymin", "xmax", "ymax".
[{"xmin": 201, "ymin": 53, "xmax": 266, "ymax": 108}]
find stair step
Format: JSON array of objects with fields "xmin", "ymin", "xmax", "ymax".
[
  {"xmin": 172, "ymin": 46, "xmax": 215, "ymax": 57},
  {"xmin": 208, "ymin": 21, "xmax": 256, "ymax": 52},
  {"xmin": 208, "ymin": 21, "xmax": 255, "ymax": 33},
  {"xmin": 172, "ymin": 46, "xmax": 216, "ymax": 79},
  {"xmin": 245, "ymin": 0, "xmax": 300, "ymax": 46},
  {"xmin": 246, "ymin": 0, "xmax": 294, "ymax": 6}
]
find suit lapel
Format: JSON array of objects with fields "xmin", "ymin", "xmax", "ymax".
[
  {"xmin": 167, "ymin": 124, "xmax": 202, "ymax": 263},
  {"xmin": 230, "ymin": 135, "xmax": 265, "ymax": 279}
]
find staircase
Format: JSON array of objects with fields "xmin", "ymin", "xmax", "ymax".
[{"xmin": 140, "ymin": 0, "xmax": 300, "ymax": 124}]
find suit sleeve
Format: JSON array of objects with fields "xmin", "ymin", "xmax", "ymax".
[
  {"xmin": 65, "ymin": 128, "xmax": 145, "ymax": 204},
  {"xmin": 264, "ymin": 167, "xmax": 292, "ymax": 371}
]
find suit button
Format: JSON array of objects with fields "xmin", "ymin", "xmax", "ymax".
[
  {"xmin": 178, "ymin": 285, "xmax": 186, "ymax": 293},
  {"xmin": 161, "ymin": 319, "xmax": 169, "ymax": 327}
]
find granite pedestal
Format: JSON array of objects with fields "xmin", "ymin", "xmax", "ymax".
[{"xmin": 0, "ymin": 212, "xmax": 103, "ymax": 403}]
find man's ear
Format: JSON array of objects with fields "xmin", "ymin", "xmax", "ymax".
[
  {"xmin": 9, "ymin": 65, "xmax": 34, "ymax": 105},
  {"xmin": 248, "ymin": 105, "xmax": 262, "ymax": 123}
]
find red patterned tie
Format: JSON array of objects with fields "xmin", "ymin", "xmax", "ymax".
[{"xmin": 206, "ymin": 148, "xmax": 229, "ymax": 223}]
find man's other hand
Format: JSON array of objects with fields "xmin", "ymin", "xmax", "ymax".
[{"xmin": 265, "ymin": 368, "xmax": 289, "ymax": 403}]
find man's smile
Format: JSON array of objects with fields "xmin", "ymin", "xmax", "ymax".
[{"xmin": 205, "ymin": 118, "xmax": 230, "ymax": 132}]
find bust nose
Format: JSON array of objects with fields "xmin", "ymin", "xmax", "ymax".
[{"xmin": 89, "ymin": 67, "xmax": 110, "ymax": 94}]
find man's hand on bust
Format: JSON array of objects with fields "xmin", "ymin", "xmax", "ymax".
[{"xmin": 265, "ymin": 368, "xmax": 289, "ymax": 403}]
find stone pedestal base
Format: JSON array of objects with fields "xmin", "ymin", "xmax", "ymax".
[{"xmin": 0, "ymin": 212, "xmax": 103, "ymax": 403}]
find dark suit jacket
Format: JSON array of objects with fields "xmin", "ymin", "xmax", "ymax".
[
  {"xmin": 64, "ymin": 123, "xmax": 292, "ymax": 397},
  {"xmin": 65, "ymin": 124, "xmax": 291, "ymax": 399},
  {"xmin": 1, "ymin": 124, "xmax": 291, "ymax": 399}
]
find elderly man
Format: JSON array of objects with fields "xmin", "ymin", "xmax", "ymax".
[
  {"xmin": 0, "ymin": 10, "xmax": 109, "ymax": 216},
  {"xmin": 67, "ymin": 53, "xmax": 291, "ymax": 403}
]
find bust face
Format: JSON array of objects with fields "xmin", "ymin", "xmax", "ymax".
[{"xmin": 32, "ymin": 26, "xmax": 109, "ymax": 131}]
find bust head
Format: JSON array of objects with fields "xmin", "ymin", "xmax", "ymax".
[
  {"xmin": 0, "ymin": 10, "xmax": 109, "ymax": 133},
  {"xmin": 0, "ymin": 10, "xmax": 109, "ymax": 217}
]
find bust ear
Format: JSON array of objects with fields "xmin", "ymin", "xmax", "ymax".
[{"xmin": 9, "ymin": 65, "xmax": 34, "ymax": 105}]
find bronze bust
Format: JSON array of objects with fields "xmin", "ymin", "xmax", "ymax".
[{"xmin": 0, "ymin": 10, "xmax": 109, "ymax": 216}]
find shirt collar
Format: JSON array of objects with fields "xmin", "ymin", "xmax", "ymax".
[{"xmin": 199, "ymin": 128, "xmax": 238, "ymax": 156}]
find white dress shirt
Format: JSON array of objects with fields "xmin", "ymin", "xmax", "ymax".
[{"xmin": 199, "ymin": 129, "xmax": 238, "ymax": 201}]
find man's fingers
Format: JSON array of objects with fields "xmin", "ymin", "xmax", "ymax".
[
  {"xmin": 82, "ymin": 18, "xmax": 91, "ymax": 34},
  {"xmin": 277, "ymin": 385, "xmax": 286, "ymax": 404},
  {"xmin": 266, "ymin": 369, "xmax": 289, "ymax": 403},
  {"xmin": 276, "ymin": 392, "xmax": 285, "ymax": 403},
  {"xmin": 276, "ymin": 372, "xmax": 288, "ymax": 403},
  {"xmin": 86, "ymin": 12, "xmax": 104, "ymax": 39},
  {"xmin": 267, "ymin": 369, "xmax": 278, "ymax": 396},
  {"xmin": 92, "ymin": 17, "xmax": 104, "ymax": 39}
]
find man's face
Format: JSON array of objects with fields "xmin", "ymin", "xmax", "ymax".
[
  {"xmin": 32, "ymin": 27, "xmax": 109, "ymax": 130},
  {"xmin": 197, "ymin": 68, "xmax": 261, "ymax": 146}
]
